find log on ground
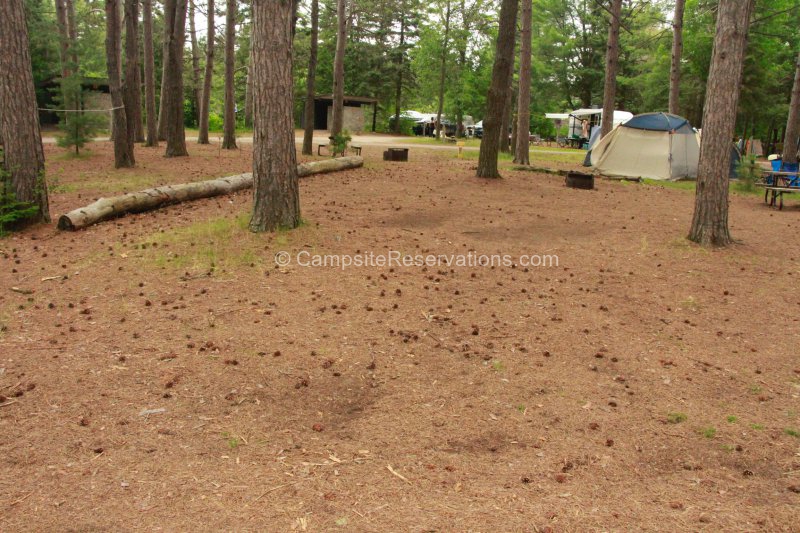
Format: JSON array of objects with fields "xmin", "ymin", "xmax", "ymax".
[{"xmin": 57, "ymin": 156, "xmax": 363, "ymax": 230}]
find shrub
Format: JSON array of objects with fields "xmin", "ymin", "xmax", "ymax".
[
  {"xmin": 735, "ymin": 154, "xmax": 760, "ymax": 192},
  {"xmin": 54, "ymin": 76, "xmax": 106, "ymax": 155},
  {"xmin": 331, "ymin": 130, "xmax": 352, "ymax": 155},
  {"xmin": 207, "ymin": 113, "xmax": 224, "ymax": 132},
  {"xmin": 0, "ymin": 162, "xmax": 39, "ymax": 235}
]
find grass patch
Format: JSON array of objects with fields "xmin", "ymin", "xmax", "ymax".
[
  {"xmin": 727, "ymin": 415, "xmax": 738, "ymax": 423},
  {"xmin": 750, "ymin": 423, "xmax": 764, "ymax": 430},
  {"xmin": 679, "ymin": 296, "xmax": 700, "ymax": 311},
  {"xmin": 460, "ymin": 149, "xmax": 514, "ymax": 162},
  {"xmin": 642, "ymin": 178, "xmax": 761, "ymax": 196},
  {"xmin": 138, "ymin": 213, "xmax": 316, "ymax": 275},
  {"xmin": 785, "ymin": 428, "xmax": 799, "ymax": 438},
  {"xmin": 529, "ymin": 152, "xmax": 585, "ymax": 165},
  {"xmin": 490, "ymin": 360, "xmax": 505, "ymax": 372},
  {"xmin": 701, "ymin": 427, "xmax": 717, "ymax": 439},
  {"xmin": 667, "ymin": 412, "xmax": 687, "ymax": 424}
]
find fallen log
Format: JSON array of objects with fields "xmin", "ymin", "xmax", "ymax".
[{"xmin": 57, "ymin": 156, "xmax": 363, "ymax": 230}]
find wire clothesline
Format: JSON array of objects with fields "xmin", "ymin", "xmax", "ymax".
[{"xmin": 37, "ymin": 106, "xmax": 124, "ymax": 113}]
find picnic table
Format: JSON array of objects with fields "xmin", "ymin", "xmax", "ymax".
[{"xmin": 758, "ymin": 170, "xmax": 800, "ymax": 210}]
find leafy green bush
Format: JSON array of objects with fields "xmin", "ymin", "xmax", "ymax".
[
  {"xmin": 0, "ymin": 163, "xmax": 39, "ymax": 235},
  {"xmin": 331, "ymin": 130, "xmax": 352, "ymax": 155},
  {"xmin": 207, "ymin": 113, "xmax": 224, "ymax": 132},
  {"xmin": 735, "ymin": 154, "xmax": 760, "ymax": 192},
  {"xmin": 57, "ymin": 111, "xmax": 106, "ymax": 155},
  {"xmin": 54, "ymin": 76, "xmax": 106, "ymax": 155}
]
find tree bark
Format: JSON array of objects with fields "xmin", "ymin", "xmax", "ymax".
[
  {"xmin": 781, "ymin": 52, "xmax": 800, "ymax": 165},
  {"xmin": 668, "ymin": 0, "xmax": 685, "ymax": 115},
  {"xmin": 55, "ymin": 0, "xmax": 78, "ymax": 118},
  {"xmin": 476, "ymin": 0, "xmax": 518, "ymax": 178},
  {"xmin": 435, "ymin": 0, "xmax": 451, "ymax": 140},
  {"xmin": 66, "ymin": 0, "xmax": 78, "ymax": 66},
  {"xmin": 162, "ymin": 0, "xmax": 189, "ymax": 157},
  {"xmin": 188, "ymin": 0, "xmax": 202, "ymax": 127},
  {"xmin": 330, "ymin": 0, "xmax": 347, "ymax": 137},
  {"xmin": 58, "ymin": 157, "xmax": 361, "ymax": 231},
  {"xmin": 222, "ymin": 0, "xmax": 238, "ymax": 149},
  {"xmin": 0, "ymin": 0, "xmax": 50, "ymax": 223},
  {"xmin": 198, "ymin": 0, "xmax": 215, "ymax": 144},
  {"xmin": 513, "ymin": 0, "xmax": 532, "ymax": 165},
  {"xmin": 499, "ymin": 67, "xmax": 514, "ymax": 153},
  {"xmin": 688, "ymin": 0, "xmax": 754, "ymax": 247},
  {"xmin": 301, "ymin": 0, "xmax": 319, "ymax": 155},
  {"xmin": 106, "ymin": 0, "xmax": 135, "ymax": 168},
  {"xmin": 392, "ymin": 9, "xmax": 406, "ymax": 134},
  {"xmin": 244, "ymin": 0, "xmax": 254, "ymax": 128},
  {"xmin": 249, "ymin": 0, "xmax": 301, "ymax": 232},
  {"xmin": 55, "ymin": 0, "xmax": 70, "ymax": 69},
  {"xmin": 244, "ymin": 45, "xmax": 254, "ymax": 128},
  {"xmin": 600, "ymin": 0, "xmax": 622, "ymax": 138},
  {"xmin": 157, "ymin": 0, "xmax": 176, "ymax": 141},
  {"xmin": 143, "ymin": 0, "xmax": 158, "ymax": 146},
  {"xmin": 124, "ymin": 0, "xmax": 144, "ymax": 144}
]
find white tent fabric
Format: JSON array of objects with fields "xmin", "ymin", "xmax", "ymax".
[{"xmin": 590, "ymin": 124, "xmax": 699, "ymax": 181}]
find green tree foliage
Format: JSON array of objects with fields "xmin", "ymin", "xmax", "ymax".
[
  {"xmin": 18, "ymin": 0, "xmax": 800, "ymax": 141},
  {"xmin": 55, "ymin": 77, "xmax": 106, "ymax": 155},
  {"xmin": 0, "ymin": 157, "xmax": 40, "ymax": 235}
]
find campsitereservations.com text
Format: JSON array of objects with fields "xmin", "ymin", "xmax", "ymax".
[{"xmin": 273, "ymin": 250, "xmax": 559, "ymax": 269}]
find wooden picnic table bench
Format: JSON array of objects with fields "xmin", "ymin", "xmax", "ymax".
[
  {"xmin": 317, "ymin": 143, "xmax": 345, "ymax": 157},
  {"xmin": 758, "ymin": 170, "xmax": 800, "ymax": 210}
]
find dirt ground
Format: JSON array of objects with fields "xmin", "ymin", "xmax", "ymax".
[{"xmin": 1, "ymin": 141, "xmax": 799, "ymax": 531}]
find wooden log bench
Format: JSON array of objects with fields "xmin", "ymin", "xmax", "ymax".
[{"xmin": 350, "ymin": 144, "xmax": 362, "ymax": 156}]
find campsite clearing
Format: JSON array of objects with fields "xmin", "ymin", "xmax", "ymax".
[{"xmin": 1, "ymin": 142, "xmax": 799, "ymax": 531}]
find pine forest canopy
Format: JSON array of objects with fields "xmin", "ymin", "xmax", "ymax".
[{"xmin": 17, "ymin": 0, "xmax": 800, "ymax": 140}]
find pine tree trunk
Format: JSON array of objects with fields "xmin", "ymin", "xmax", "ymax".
[
  {"xmin": 435, "ymin": 0, "xmax": 451, "ymax": 140},
  {"xmin": 476, "ymin": 0, "xmax": 518, "ymax": 178},
  {"xmin": 222, "ymin": 0, "xmax": 237, "ymax": 149},
  {"xmin": 600, "ymin": 0, "xmax": 622, "ymax": 138},
  {"xmin": 198, "ymin": 0, "xmax": 215, "ymax": 144},
  {"xmin": 106, "ymin": 0, "xmax": 135, "ymax": 168},
  {"xmin": 55, "ymin": 0, "xmax": 74, "ymax": 112},
  {"xmin": 330, "ymin": 0, "xmax": 347, "ymax": 137},
  {"xmin": 55, "ymin": 0, "xmax": 70, "ymax": 70},
  {"xmin": 188, "ymin": 0, "xmax": 202, "ymax": 127},
  {"xmin": 513, "ymin": 0, "xmax": 531, "ymax": 165},
  {"xmin": 66, "ymin": 0, "xmax": 78, "ymax": 66},
  {"xmin": 249, "ymin": 0, "xmax": 300, "ymax": 232},
  {"xmin": 0, "ymin": 0, "xmax": 50, "ymax": 223},
  {"xmin": 157, "ymin": 0, "xmax": 176, "ymax": 142},
  {"xmin": 301, "ymin": 0, "xmax": 318, "ymax": 155},
  {"xmin": 499, "ymin": 69, "xmax": 514, "ymax": 153},
  {"xmin": 688, "ymin": 0, "xmax": 754, "ymax": 247},
  {"xmin": 162, "ymin": 0, "xmax": 189, "ymax": 157},
  {"xmin": 244, "ymin": 45, "xmax": 254, "ymax": 128},
  {"xmin": 781, "ymin": 52, "xmax": 800, "ymax": 165},
  {"xmin": 244, "ymin": 0, "xmax": 254, "ymax": 128},
  {"xmin": 124, "ymin": 0, "xmax": 144, "ymax": 145},
  {"xmin": 668, "ymin": 0, "xmax": 685, "ymax": 116},
  {"xmin": 143, "ymin": 0, "xmax": 158, "ymax": 147},
  {"xmin": 392, "ymin": 10, "xmax": 405, "ymax": 135}
]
